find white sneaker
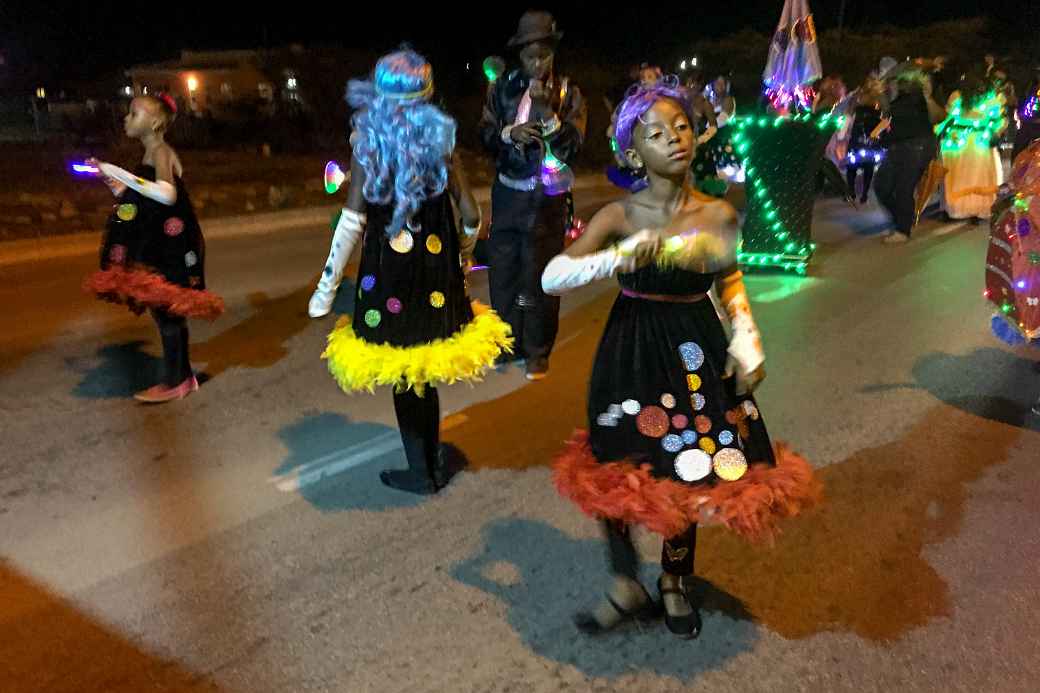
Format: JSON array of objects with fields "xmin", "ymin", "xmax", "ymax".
[{"xmin": 308, "ymin": 288, "xmax": 335, "ymax": 318}]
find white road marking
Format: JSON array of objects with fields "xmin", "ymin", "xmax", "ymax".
[{"xmin": 269, "ymin": 430, "xmax": 402, "ymax": 492}]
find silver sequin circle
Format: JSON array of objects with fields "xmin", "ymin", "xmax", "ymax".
[
  {"xmin": 621, "ymin": 399, "xmax": 641, "ymax": 415},
  {"xmin": 674, "ymin": 449, "xmax": 713, "ymax": 482}
]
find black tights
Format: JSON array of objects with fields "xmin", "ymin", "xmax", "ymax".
[
  {"xmin": 151, "ymin": 309, "xmax": 192, "ymax": 387},
  {"xmin": 391, "ymin": 387, "xmax": 440, "ymax": 475},
  {"xmin": 605, "ymin": 520, "xmax": 697, "ymax": 580}
]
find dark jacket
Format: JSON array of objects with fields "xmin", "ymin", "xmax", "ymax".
[{"xmin": 478, "ymin": 69, "xmax": 587, "ymax": 180}]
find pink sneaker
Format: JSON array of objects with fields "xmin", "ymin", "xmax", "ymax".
[{"xmin": 134, "ymin": 375, "xmax": 199, "ymax": 403}]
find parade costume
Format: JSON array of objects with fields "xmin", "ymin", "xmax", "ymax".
[
  {"xmin": 938, "ymin": 91, "xmax": 1006, "ymax": 220},
  {"xmin": 321, "ymin": 50, "xmax": 512, "ymax": 494},
  {"xmin": 85, "ymin": 159, "xmax": 222, "ymax": 398},
  {"xmin": 987, "ymin": 141, "xmax": 1040, "ymax": 348},
  {"xmin": 479, "ymin": 10, "xmax": 588, "ymax": 380},
  {"xmin": 729, "ymin": 0, "xmax": 843, "ymax": 272},
  {"xmin": 873, "ymin": 82, "xmax": 937, "ymax": 238},
  {"xmin": 545, "ymin": 82, "xmax": 819, "ymax": 638},
  {"xmin": 548, "ymin": 254, "xmax": 819, "ymax": 542}
]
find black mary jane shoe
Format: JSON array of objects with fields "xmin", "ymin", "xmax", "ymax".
[
  {"xmin": 658, "ymin": 575, "xmax": 702, "ymax": 640},
  {"xmin": 574, "ymin": 584, "xmax": 661, "ymax": 635}
]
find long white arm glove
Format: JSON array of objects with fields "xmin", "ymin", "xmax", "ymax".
[
  {"xmin": 98, "ymin": 162, "xmax": 177, "ymax": 206},
  {"xmin": 541, "ymin": 248, "xmax": 627, "ymax": 295},
  {"xmin": 541, "ymin": 232, "xmax": 649, "ymax": 296},
  {"xmin": 316, "ymin": 208, "xmax": 365, "ymax": 294},
  {"xmin": 724, "ymin": 290, "xmax": 764, "ymax": 377}
]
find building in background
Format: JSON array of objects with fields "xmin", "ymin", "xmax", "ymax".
[{"xmin": 125, "ymin": 47, "xmax": 306, "ymax": 117}]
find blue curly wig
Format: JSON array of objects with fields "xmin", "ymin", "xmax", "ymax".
[{"xmin": 347, "ymin": 49, "xmax": 456, "ymax": 237}]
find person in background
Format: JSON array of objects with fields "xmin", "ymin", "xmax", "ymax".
[
  {"xmin": 873, "ymin": 69, "xmax": 946, "ymax": 243},
  {"xmin": 478, "ymin": 10, "xmax": 587, "ymax": 381}
]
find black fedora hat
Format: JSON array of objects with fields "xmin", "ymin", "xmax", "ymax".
[{"xmin": 507, "ymin": 10, "xmax": 564, "ymax": 48}]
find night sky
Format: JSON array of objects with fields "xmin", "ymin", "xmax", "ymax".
[{"xmin": 0, "ymin": 1, "xmax": 1030, "ymax": 85}]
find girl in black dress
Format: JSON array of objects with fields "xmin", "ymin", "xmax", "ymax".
[
  {"xmin": 85, "ymin": 93, "xmax": 222, "ymax": 403},
  {"xmin": 321, "ymin": 49, "xmax": 513, "ymax": 494},
  {"xmin": 543, "ymin": 81, "xmax": 820, "ymax": 639}
]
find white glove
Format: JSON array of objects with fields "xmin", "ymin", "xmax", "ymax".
[
  {"xmin": 316, "ymin": 208, "xmax": 365, "ymax": 294},
  {"xmin": 540, "ymin": 248, "xmax": 628, "ymax": 296},
  {"xmin": 723, "ymin": 291, "xmax": 765, "ymax": 393},
  {"xmin": 541, "ymin": 230, "xmax": 659, "ymax": 295},
  {"xmin": 98, "ymin": 162, "xmax": 177, "ymax": 205}
]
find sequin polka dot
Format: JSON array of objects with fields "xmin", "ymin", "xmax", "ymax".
[
  {"xmin": 662, "ymin": 434, "xmax": 684, "ymax": 453},
  {"xmin": 608, "ymin": 403, "xmax": 624, "ymax": 418},
  {"xmin": 116, "ymin": 203, "xmax": 137, "ymax": 221},
  {"xmin": 660, "ymin": 393, "xmax": 677, "ymax": 409},
  {"xmin": 386, "ymin": 297, "xmax": 403, "ymax": 314},
  {"xmin": 699, "ymin": 437, "xmax": 717, "ymax": 454},
  {"xmin": 635, "ymin": 406, "xmax": 669, "ymax": 438},
  {"xmin": 184, "ymin": 251, "xmax": 197, "ymax": 267},
  {"xmin": 108, "ymin": 244, "xmax": 126, "ymax": 264},
  {"xmin": 596, "ymin": 413, "xmax": 618, "ymax": 427},
  {"xmin": 621, "ymin": 399, "xmax": 641, "ymax": 416},
  {"xmin": 718, "ymin": 430, "xmax": 735, "ymax": 446},
  {"xmin": 678, "ymin": 342, "xmax": 705, "ymax": 371},
  {"xmin": 694, "ymin": 415, "xmax": 712, "ymax": 434},
  {"xmin": 681, "ymin": 430, "xmax": 698, "ymax": 445},
  {"xmin": 426, "ymin": 234, "xmax": 442, "ymax": 254},
  {"xmin": 686, "ymin": 374, "xmax": 702, "ymax": 391},
  {"xmin": 671, "ymin": 414, "xmax": 688, "ymax": 429},
  {"xmin": 164, "ymin": 217, "xmax": 184, "ymax": 236},
  {"xmin": 674, "ymin": 449, "xmax": 713, "ymax": 482},
  {"xmin": 691, "ymin": 393, "xmax": 706, "ymax": 411},
  {"xmin": 389, "ymin": 230, "xmax": 414, "ymax": 253},
  {"xmin": 360, "ymin": 275, "xmax": 376, "ymax": 292},
  {"xmin": 429, "ymin": 291, "xmax": 445, "ymax": 308},
  {"xmin": 713, "ymin": 447, "xmax": 748, "ymax": 481},
  {"xmin": 364, "ymin": 309, "xmax": 381, "ymax": 327}
]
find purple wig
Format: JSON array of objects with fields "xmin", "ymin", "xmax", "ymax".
[{"xmin": 613, "ymin": 76, "xmax": 695, "ymax": 157}]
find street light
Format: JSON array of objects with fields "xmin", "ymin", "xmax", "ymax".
[{"xmin": 186, "ymin": 75, "xmax": 198, "ymax": 92}]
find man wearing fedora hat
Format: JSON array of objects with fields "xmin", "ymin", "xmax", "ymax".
[{"xmin": 480, "ymin": 10, "xmax": 587, "ymax": 381}]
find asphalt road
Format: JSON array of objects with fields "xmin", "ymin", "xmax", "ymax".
[{"xmin": 1, "ymin": 187, "xmax": 1038, "ymax": 692}]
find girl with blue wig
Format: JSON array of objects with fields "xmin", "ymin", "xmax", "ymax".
[
  {"xmin": 316, "ymin": 49, "xmax": 513, "ymax": 494},
  {"xmin": 542, "ymin": 81, "xmax": 820, "ymax": 638}
]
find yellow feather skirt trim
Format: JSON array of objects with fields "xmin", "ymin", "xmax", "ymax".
[{"xmin": 322, "ymin": 300, "xmax": 513, "ymax": 396}]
